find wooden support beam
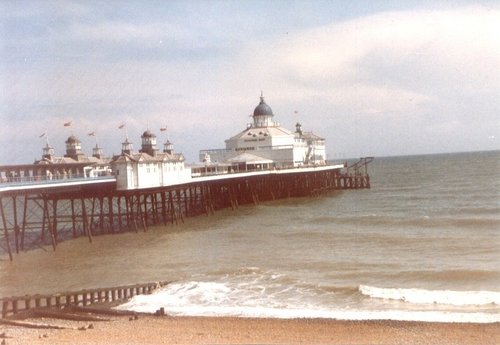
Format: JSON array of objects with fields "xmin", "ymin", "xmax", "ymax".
[
  {"xmin": 161, "ymin": 191, "xmax": 167, "ymax": 226},
  {"xmin": 52, "ymin": 198, "xmax": 58, "ymax": 244},
  {"xmin": 125, "ymin": 195, "xmax": 132, "ymax": 230},
  {"xmin": 99, "ymin": 196, "xmax": 104, "ymax": 234},
  {"xmin": 139, "ymin": 194, "xmax": 147, "ymax": 231},
  {"xmin": 117, "ymin": 196, "xmax": 123, "ymax": 231},
  {"xmin": 70, "ymin": 198, "xmax": 77, "ymax": 238},
  {"xmin": 81, "ymin": 198, "xmax": 92, "ymax": 243},
  {"xmin": 89, "ymin": 197, "xmax": 96, "ymax": 235},
  {"xmin": 183, "ymin": 188, "xmax": 189, "ymax": 216},
  {"xmin": 42, "ymin": 198, "xmax": 57, "ymax": 251},
  {"xmin": 0, "ymin": 197, "xmax": 13, "ymax": 261},
  {"xmin": 108, "ymin": 195, "xmax": 114, "ymax": 233},
  {"xmin": 12, "ymin": 196, "xmax": 20, "ymax": 254},
  {"xmin": 169, "ymin": 190, "xmax": 177, "ymax": 225},
  {"xmin": 21, "ymin": 195, "xmax": 28, "ymax": 250},
  {"xmin": 129, "ymin": 195, "xmax": 138, "ymax": 233}
]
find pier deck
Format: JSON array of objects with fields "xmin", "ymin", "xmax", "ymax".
[{"xmin": 0, "ymin": 160, "xmax": 371, "ymax": 262}]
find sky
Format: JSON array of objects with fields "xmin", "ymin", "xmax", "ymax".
[{"xmin": 1, "ymin": 0, "xmax": 499, "ymax": 165}]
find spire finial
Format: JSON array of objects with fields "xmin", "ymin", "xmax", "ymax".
[{"xmin": 260, "ymin": 90, "xmax": 264, "ymax": 102}]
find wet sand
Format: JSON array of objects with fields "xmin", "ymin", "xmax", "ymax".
[{"xmin": 1, "ymin": 315, "xmax": 499, "ymax": 345}]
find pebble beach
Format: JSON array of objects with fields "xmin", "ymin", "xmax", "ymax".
[{"xmin": 1, "ymin": 315, "xmax": 499, "ymax": 345}]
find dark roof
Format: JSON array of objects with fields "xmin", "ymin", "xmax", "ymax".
[
  {"xmin": 142, "ymin": 130, "xmax": 155, "ymax": 138},
  {"xmin": 66, "ymin": 135, "xmax": 80, "ymax": 144},
  {"xmin": 253, "ymin": 96, "xmax": 274, "ymax": 117}
]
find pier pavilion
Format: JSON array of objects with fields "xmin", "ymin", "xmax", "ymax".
[{"xmin": 199, "ymin": 94, "xmax": 326, "ymax": 167}]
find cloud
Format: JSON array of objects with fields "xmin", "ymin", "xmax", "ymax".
[{"xmin": 238, "ymin": 6, "xmax": 500, "ymax": 114}]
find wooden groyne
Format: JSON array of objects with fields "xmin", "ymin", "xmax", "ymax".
[{"xmin": 1, "ymin": 281, "xmax": 168, "ymax": 319}]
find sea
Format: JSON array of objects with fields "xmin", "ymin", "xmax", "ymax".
[{"xmin": 1, "ymin": 151, "xmax": 499, "ymax": 323}]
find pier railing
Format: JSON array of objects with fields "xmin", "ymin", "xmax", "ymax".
[
  {"xmin": 0, "ymin": 281, "xmax": 169, "ymax": 318},
  {"xmin": 0, "ymin": 174, "xmax": 115, "ymax": 188}
]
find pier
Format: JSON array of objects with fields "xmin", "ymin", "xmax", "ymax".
[
  {"xmin": 0, "ymin": 95, "xmax": 374, "ymax": 262},
  {"xmin": 0, "ymin": 159, "xmax": 372, "ymax": 262}
]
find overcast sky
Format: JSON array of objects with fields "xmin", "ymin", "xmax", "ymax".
[{"xmin": 1, "ymin": 0, "xmax": 499, "ymax": 164}]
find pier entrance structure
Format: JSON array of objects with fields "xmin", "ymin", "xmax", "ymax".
[{"xmin": 199, "ymin": 93, "xmax": 326, "ymax": 167}]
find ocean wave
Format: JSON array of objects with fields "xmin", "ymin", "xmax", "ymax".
[
  {"xmin": 115, "ymin": 280, "xmax": 500, "ymax": 323},
  {"xmin": 116, "ymin": 276, "xmax": 500, "ymax": 323},
  {"xmin": 359, "ymin": 285, "xmax": 500, "ymax": 306}
]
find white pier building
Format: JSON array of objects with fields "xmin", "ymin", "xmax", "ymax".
[
  {"xmin": 111, "ymin": 131, "xmax": 190, "ymax": 190},
  {"xmin": 199, "ymin": 94, "xmax": 326, "ymax": 169}
]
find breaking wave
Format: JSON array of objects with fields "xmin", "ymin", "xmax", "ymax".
[
  {"xmin": 115, "ymin": 276, "xmax": 500, "ymax": 323},
  {"xmin": 359, "ymin": 285, "xmax": 500, "ymax": 306}
]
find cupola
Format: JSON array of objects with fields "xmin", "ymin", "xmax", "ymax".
[
  {"xmin": 140, "ymin": 129, "xmax": 158, "ymax": 156},
  {"xmin": 163, "ymin": 140, "xmax": 174, "ymax": 154},
  {"xmin": 295, "ymin": 122, "xmax": 303, "ymax": 135},
  {"xmin": 64, "ymin": 135, "xmax": 85, "ymax": 160},
  {"xmin": 253, "ymin": 92, "xmax": 274, "ymax": 127},
  {"xmin": 92, "ymin": 144, "xmax": 103, "ymax": 159},
  {"xmin": 42, "ymin": 143, "xmax": 55, "ymax": 161},
  {"xmin": 121, "ymin": 138, "xmax": 133, "ymax": 155}
]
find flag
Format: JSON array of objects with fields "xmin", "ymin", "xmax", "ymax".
[
  {"xmin": 63, "ymin": 121, "xmax": 72, "ymax": 127},
  {"xmin": 118, "ymin": 123, "xmax": 126, "ymax": 129},
  {"xmin": 87, "ymin": 132, "xmax": 96, "ymax": 136},
  {"xmin": 39, "ymin": 132, "xmax": 46, "ymax": 138},
  {"xmin": 160, "ymin": 126, "xmax": 167, "ymax": 132}
]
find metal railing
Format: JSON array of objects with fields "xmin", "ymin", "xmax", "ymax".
[{"xmin": 0, "ymin": 174, "xmax": 115, "ymax": 188}]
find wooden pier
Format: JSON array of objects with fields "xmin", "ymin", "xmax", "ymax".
[{"xmin": 0, "ymin": 159, "xmax": 372, "ymax": 262}]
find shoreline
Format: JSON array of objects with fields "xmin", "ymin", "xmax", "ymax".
[{"xmin": 1, "ymin": 314, "xmax": 499, "ymax": 345}]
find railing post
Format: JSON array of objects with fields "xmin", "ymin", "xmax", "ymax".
[
  {"xmin": 12, "ymin": 299, "xmax": 18, "ymax": 315},
  {"xmin": 24, "ymin": 296, "xmax": 31, "ymax": 311}
]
